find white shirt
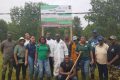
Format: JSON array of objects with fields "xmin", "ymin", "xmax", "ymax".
[
  {"xmin": 24, "ymin": 39, "xmax": 30, "ymax": 46},
  {"xmin": 46, "ymin": 39, "xmax": 55, "ymax": 57},
  {"xmin": 53, "ymin": 39, "xmax": 68, "ymax": 61}
]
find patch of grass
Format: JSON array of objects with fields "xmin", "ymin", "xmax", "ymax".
[{"xmin": 0, "ymin": 51, "xmax": 99, "ymax": 80}]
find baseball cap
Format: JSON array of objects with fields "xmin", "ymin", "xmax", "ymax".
[
  {"xmin": 109, "ymin": 35, "xmax": 117, "ymax": 40},
  {"xmin": 92, "ymin": 29, "xmax": 97, "ymax": 33},
  {"xmin": 72, "ymin": 36, "xmax": 77, "ymax": 41},
  {"xmin": 98, "ymin": 36, "xmax": 104, "ymax": 41}
]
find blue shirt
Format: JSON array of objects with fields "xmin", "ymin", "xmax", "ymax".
[{"xmin": 26, "ymin": 42, "xmax": 36, "ymax": 59}]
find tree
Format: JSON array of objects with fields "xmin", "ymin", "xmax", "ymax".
[
  {"xmin": 9, "ymin": 2, "xmax": 41, "ymax": 39},
  {"xmin": 84, "ymin": 0, "xmax": 120, "ymax": 38},
  {"xmin": 0, "ymin": 19, "xmax": 8, "ymax": 41},
  {"xmin": 73, "ymin": 16, "xmax": 82, "ymax": 37}
]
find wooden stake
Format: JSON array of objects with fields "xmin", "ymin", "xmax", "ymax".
[{"xmin": 65, "ymin": 53, "xmax": 81, "ymax": 80}]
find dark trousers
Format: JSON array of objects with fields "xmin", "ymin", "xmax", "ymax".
[
  {"xmin": 49, "ymin": 57, "xmax": 54, "ymax": 76},
  {"xmin": 16, "ymin": 63, "xmax": 26, "ymax": 80},
  {"xmin": 97, "ymin": 63, "xmax": 108, "ymax": 80}
]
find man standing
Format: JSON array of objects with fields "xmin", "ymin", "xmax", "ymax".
[
  {"xmin": 107, "ymin": 35, "xmax": 120, "ymax": 80},
  {"xmin": 88, "ymin": 29, "xmax": 102, "ymax": 80},
  {"xmin": 95, "ymin": 37, "xmax": 109, "ymax": 80},
  {"xmin": 0, "ymin": 33, "xmax": 16, "ymax": 80},
  {"xmin": 53, "ymin": 34, "xmax": 69, "ymax": 79},
  {"xmin": 46, "ymin": 32, "xmax": 55, "ymax": 76}
]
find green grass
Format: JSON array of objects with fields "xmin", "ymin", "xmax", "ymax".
[{"xmin": 0, "ymin": 52, "xmax": 99, "ymax": 80}]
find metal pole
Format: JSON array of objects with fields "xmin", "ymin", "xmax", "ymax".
[{"xmin": 70, "ymin": 26, "xmax": 73, "ymax": 41}]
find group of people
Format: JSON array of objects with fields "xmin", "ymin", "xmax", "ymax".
[{"xmin": 0, "ymin": 30, "xmax": 120, "ymax": 80}]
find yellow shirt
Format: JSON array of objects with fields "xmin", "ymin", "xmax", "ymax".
[{"xmin": 95, "ymin": 43, "xmax": 109, "ymax": 64}]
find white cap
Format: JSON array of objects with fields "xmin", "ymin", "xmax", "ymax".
[
  {"xmin": 19, "ymin": 37, "xmax": 25, "ymax": 41},
  {"xmin": 109, "ymin": 35, "xmax": 117, "ymax": 40},
  {"xmin": 72, "ymin": 36, "xmax": 77, "ymax": 41}
]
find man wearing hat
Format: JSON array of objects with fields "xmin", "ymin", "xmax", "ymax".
[
  {"xmin": 107, "ymin": 35, "xmax": 120, "ymax": 80},
  {"xmin": 95, "ymin": 36, "xmax": 109, "ymax": 80},
  {"xmin": 69, "ymin": 36, "xmax": 78, "ymax": 63},
  {"xmin": 14, "ymin": 37, "xmax": 27, "ymax": 80},
  {"xmin": 88, "ymin": 29, "xmax": 102, "ymax": 80}
]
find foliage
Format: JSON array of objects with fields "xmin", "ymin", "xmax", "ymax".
[
  {"xmin": 0, "ymin": 19, "xmax": 8, "ymax": 41},
  {"xmin": 9, "ymin": 2, "xmax": 41, "ymax": 40},
  {"xmin": 82, "ymin": 24, "xmax": 97, "ymax": 38},
  {"xmin": 84, "ymin": 0, "xmax": 120, "ymax": 38},
  {"xmin": 73, "ymin": 16, "xmax": 82, "ymax": 37}
]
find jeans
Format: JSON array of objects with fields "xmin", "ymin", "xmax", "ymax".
[
  {"xmin": 28, "ymin": 56, "xmax": 34, "ymax": 80},
  {"xmin": 16, "ymin": 63, "xmax": 26, "ymax": 80},
  {"xmin": 97, "ymin": 63, "xmax": 108, "ymax": 80},
  {"xmin": 58, "ymin": 75, "xmax": 77, "ymax": 80},
  {"xmin": 80, "ymin": 60, "xmax": 90, "ymax": 80},
  {"xmin": 38, "ymin": 59, "xmax": 51, "ymax": 79}
]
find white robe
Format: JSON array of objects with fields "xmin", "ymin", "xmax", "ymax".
[
  {"xmin": 53, "ymin": 39, "xmax": 68, "ymax": 76},
  {"xmin": 46, "ymin": 39, "xmax": 55, "ymax": 57}
]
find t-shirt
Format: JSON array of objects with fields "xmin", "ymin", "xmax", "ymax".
[
  {"xmin": 76, "ymin": 43, "xmax": 91, "ymax": 60},
  {"xmin": 88, "ymin": 36, "xmax": 102, "ymax": 60},
  {"xmin": 36, "ymin": 44, "xmax": 50, "ymax": 60},
  {"xmin": 107, "ymin": 44, "xmax": 120, "ymax": 66},
  {"xmin": 95, "ymin": 43, "xmax": 109, "ymax": 64},
  {"xmin": 24, "ymin": 40, "xmax": 30, "ymax": 47},
  {"xmin": 14, "ymin": 45, "xmax": 26, "ymax": 63},
  {"xmin": 26, "ymin": 43, "xmax": 36, "ymax": 59},
  {"xmin": 1, "ymin": 40, "xmax": 16, "ymax": 58},
  {"xmin": 60, "ymin": 60, "xmax": 73, "ymax": 72}
]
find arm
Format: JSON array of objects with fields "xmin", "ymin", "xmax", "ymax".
[
  {"xmin": 14, "ymin": 53, "xmax": 18, "ymax": 65},
  {"xmin": 59, "ymin": 67, "xmax": 69, "ymax": 75},
  {"xmin": 90, "ymin": 50, "xmax": 94, "ymax": 64},
  {"xmin": 0, "ymin": 41, "xmax": 4, "ymax": 53},
  {"xmin": 108, "ymin": 55, "xmax": 119, "ymax": 65},
  {"xmin": 108, "ymin": 45, "xmax": 120, "ymax": 65},
  {"xmin": 35, "ymin": 51, "xmax": 37, "ymax": 63},
  {"xmin": 63, "ymin": 42, "xmax": 69, "ymax": 56},
  {"xmin": 25, "ymin": 49, "xmax": 28, "ymax": 65},
  {"xmin": 47, "ymin": 44, "xmax": 51, "ymax": 57},
  {"xmin": 14, "ymin": 45, "xmax": 18, "ymax": 65}
]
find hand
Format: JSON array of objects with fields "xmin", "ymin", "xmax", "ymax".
[
  {"xmin": 107, "ymin": 62, "xmax": 111, "ymax": 66},
  {"xmin": 25, "ymin": 61, "xmax": 28, "ymax": 66},
  {"xmin": 90, "ymin": 59, "xmax": 94, "ymax": 64},
  {"xmin": 16, "ymin": 61, "xmax": 18, "ymax": 65},
  {"xmin": 66, "ymin": 72, "xmax": 71, "ymax": 75},
  {"xmin": 34, "ymin": 59, "xmax": 37, "ymax": 65}
]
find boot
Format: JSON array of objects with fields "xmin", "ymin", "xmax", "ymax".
[
  {"xmin": 2, "ymin": 74, "xmax": 5, "ymax": 80},
  {"xmin": 8, "ymin": 73, "xmax": 12, "ymax": 80}
]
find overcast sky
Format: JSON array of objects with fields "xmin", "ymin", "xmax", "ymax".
[{"xmin": 0, "ymin": 0, "xmax": 91, "ymax": 27}]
